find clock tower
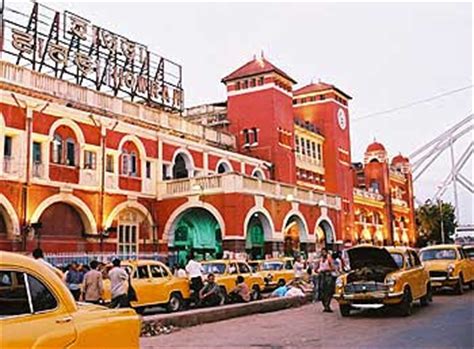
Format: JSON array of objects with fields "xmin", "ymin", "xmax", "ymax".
[{"xmin": 293, "ymin": 82, "xmax": 354, "ymax": 243}]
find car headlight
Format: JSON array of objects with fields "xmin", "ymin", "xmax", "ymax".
[
  {"xmin": 447, "ymin": 264, "xmax": 455, "ymax": 275},
  {"xmin": 385, "ymin": 276, "xmax": 396, "ymax": 287},
  {"xmin": 335, "ymin": 276, "xmax": 344, "ymax": 288}
]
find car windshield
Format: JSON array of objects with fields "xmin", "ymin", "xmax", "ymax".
[
  {"xmin": 463, "ymin": 248, "xmax": 474, "ymax": 259},
  {"xmin": 390, "ymin": 253, "xmax": 404, "ymax": 268},
  {"xmin": 420, "ymin": 248, "xmax": 457, "ymax": 261},
  {"xmin": 248, "ymin": 263, "xmax": 260, "ymax": 272},
  {"xmin": 262, "ymin": 262, "xmax": 283, "ymax": 271},
  {"xmin": 202, "ymin": 263, "xmax": 226, "ymax": 274}
]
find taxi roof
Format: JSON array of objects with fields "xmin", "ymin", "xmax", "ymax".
[
  {"xmin": 385, "ymin": 246, "xmax": 416, "ymax": 253},
  {"xmin": 201, "ymin": 259, "xmax": 248, "ymax": 264},
  {"xmin": 420, "ymin": 244, "xmax": 461, "ymax": 251}
]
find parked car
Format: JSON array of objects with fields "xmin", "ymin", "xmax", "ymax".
[
  {"xmin": 0, "ymin": 251, "xmax": 140, "ymax": 348},
  {"xmin": 419, "ymin": 244, "xmax": 474, "ymax": 294},
  {"xmin": 334, "ymin": 245, "xmax": 432, "ymax": 317},
  {"xmin": 462, "ymin": 245, "xmax": 474, "ymax": 260},
  {"xmin": 248, "ymin": 258, "xmax": 295, "ymax": 290},
  {"xmin": 103, "ymin": 260, "xmax": 190, "ymax": 313},
  {"xmin": 201, "ymin": 259, "xmax": 265, "ymax": 300}
]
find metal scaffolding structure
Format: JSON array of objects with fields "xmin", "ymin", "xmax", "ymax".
[{"xmin": 409, "ymin": 113, "xmax": 473, "ymax": 219}]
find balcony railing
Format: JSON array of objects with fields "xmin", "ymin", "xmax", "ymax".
[
  {"xmin": 159, "ymin": 173, "xmax": 341, "ymax": 210},
  {"xmin": 2, "ymin": 157, "xmax": 13, "ymax": 174},
  {"xmin": 295, "ymin": 153, "xmax": 324, "ymax": 173},
  {"xmin": 353, "ymin": 188, "xmax": 384, "ymax": 201},
  {"xmin": 0, "ymin": 61, "xmax": 236, "ymax": 149}
]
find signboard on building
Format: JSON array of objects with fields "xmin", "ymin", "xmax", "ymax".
[{"xmin": 0, "ymin": 1, "xmax": 184, "ymax": 111}]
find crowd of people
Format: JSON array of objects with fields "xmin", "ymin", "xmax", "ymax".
[{"xmin": 31, "ymin": 247, "xmax": 345, "ymax": 313}]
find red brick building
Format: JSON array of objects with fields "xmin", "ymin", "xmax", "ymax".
[{"xmin": 0, "ymin": 52, "xmax": 416, "ymax": 262}]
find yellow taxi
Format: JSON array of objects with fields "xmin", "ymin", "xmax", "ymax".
[
  {"xmin": 334, "ymin": 245, "xmax": 432, "ymax": 317},
  {"xmin": 103, "ymin": 260, "xmax": 190, "ymax": 312},
  {"xmin": 0, "ymin": 251, "xmax": 140, "ymax": 348},
  {"xmin": 419, "ymin": 244, "xmax": 474, "ymax": 294},
  {"xmin": 201, "ymin": 259, "xmax": 265, "ymax": 300},
  {"xmin": 248, "ymin": 258, "xmax": 295, "ymax": 290}
]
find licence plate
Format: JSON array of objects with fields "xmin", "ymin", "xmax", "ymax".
[{"xmin": 432, "ymin": 282, "xmax": 442, "ymax": 287}]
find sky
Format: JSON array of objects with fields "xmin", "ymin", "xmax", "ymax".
[{"xmin": 9, "ymin": 1, "xmax": 474, "ymax": 224}]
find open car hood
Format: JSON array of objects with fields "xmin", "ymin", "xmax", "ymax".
[{"xmin": 347, "ymin": 246, "xmax": 399, "ymax": 271}]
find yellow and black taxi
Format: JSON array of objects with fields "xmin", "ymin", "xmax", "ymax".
[
  {"xmin": 248, "ymin": 258, "xmax": 295, "ymax": 290},
  {"xmin": 419, "ymin": 244, "xmax": 474, "ymax": 294},
  {"xmin": 334, "ymin": 245, "xmax": 432, "ymax": 317},
  {"xmin": 1, "ymin": 251, "xmax": 140, "ymax": 348},
  {"xmin": 103, "ymin": 259, "xmax": 190, "ymax": 312},
  {"xmin": 201, "ymin": 259, "xmax": 265, "ymax": 300}
]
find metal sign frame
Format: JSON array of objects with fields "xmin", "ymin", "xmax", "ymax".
[{"xmin": 0, "ymin": 1, "xmax": 184, "ymax": 112}]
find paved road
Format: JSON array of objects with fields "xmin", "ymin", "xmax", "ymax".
[{"xmin": 141, "ymin": 291, "xmax": 473, "ymax": 348}]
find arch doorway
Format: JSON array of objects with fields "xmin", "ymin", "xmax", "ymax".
[
  {"xmin": 245, "ymin": 213, "xmax": 271, "ymax": 260},
  {"xmin": 283, "ymin": 215, "xmax": 308, "ymax": 257},
  {"xmin": 169, "ymin": 208, "xmax": 222, "ymax": 265},
  {"xmin": 317, "ymin": 220, "xmax": 335, "ymax": 251},
  {"xmin": 38, "ymin": 203, "xmax": 85, "ymax": 249}
]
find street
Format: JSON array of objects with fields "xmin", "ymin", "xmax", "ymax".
[{"xmin": 141, "ymin": 292, "xmax": 473, "ymax": 348}]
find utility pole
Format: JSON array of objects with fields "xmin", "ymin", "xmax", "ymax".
[
  {"xmin": 438, "ymin": 199, "xmax": 445, "ymax": 244},
  {"xmin": 449, "ymin": 137, "xmax": 460, "ymax": 220}
]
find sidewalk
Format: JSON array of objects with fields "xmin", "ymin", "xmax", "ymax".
[{"xmin": 141, "ymin": 294, "xmax": 312, "ymax": 337}]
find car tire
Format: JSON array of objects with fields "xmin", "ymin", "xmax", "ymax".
[
  {"xmin": 398, "ymin": 287, "xmax": 413, "ymax": 317},
  {"xmin": 339, "ymin": 304, "xmax": 351, "ymax": 317},
  {"xmin": 166, "ymin": 292, "xmax": 183, "ymax": 312},
  {"xmin": 420, "ymin": 284, "xmax": 432, "ymax": 307},
  {"xmin": 251, "ymin": 285, "xmax": 262, "ymax": 301},
  {"xmin": 454, "ymin": 274, "xmax": 464, "ymax": 295}
]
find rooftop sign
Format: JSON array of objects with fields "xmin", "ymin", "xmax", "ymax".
[{"xmin": 0, "ymin": 1, "xmax": 184, "ymax": 111}]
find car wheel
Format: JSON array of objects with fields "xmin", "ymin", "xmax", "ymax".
[
  {"xmin": 454, "ymin": 274, "xmax": 464, "ymax": 295},
  {"xmin": 420, "ymin": 284, "xmax": 432, "ymax": 306},
  {"xmin": 339, "ymin": 304, "xmax": 351, "ymax": 317},
  {"xmin": 166, "ymin": 292, "xmax": 183, "ymax": 312},
  {"xmin": 398, "ymin": 287, "xmax": 413, "ymax": 317},
  {"xmin": 251, "ymin": 285, "xmax": 262, "ymax": 301}
]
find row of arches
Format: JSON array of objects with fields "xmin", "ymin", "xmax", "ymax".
[{"xmin": 0, "ymin": 194, "xmax": 335, "ymax": 258}]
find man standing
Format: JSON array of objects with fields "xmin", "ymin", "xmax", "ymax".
[
  {"xmin": 317, "ymin": 248, "xmax": 335, "ymax": 312},
  {"xmin": 199, "ymin": 273, "xmax": 225, "ymax": 307},
  {"xmin": 83, "ymin": 260, "xmax": 103, "ymax": 304},
  {"xmin": 185, "ymin": 253, "xmax": 204, "ymax": 305},
  {"xmin": 65, "ymin": 261, "xmax": 83, "ymax": 301},
  {"xmin": 108, "ymin": 258, "xmax": 129, "ymax": 308}
]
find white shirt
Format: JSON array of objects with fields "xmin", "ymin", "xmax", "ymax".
[
  {"xmin": 175, "ymin": 269, "xmax": 187, "ymax": 278},
  {"xmin": 185, "ymin": 259, "xmax": 203, "ymax": 278},
  {"xmin": 108, "ymin": 267, "xmax": 128, "ymax": 298},
  {"xmin": 294, "ymin": 261, "xmax": 305, "ymax": 278}
]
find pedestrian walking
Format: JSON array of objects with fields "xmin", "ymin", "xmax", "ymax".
[
  {"xmin": 185, "ymin": 252, "xmax": 204, "ymax": 305},
  {"xmin": 317, "ymin": 248, "xmax": 335, "ymax": 312},
  {"xmin": 82, "ymin": 260, "xmax": 103, "ymax": 304},
  {"xmin": 65, "ymin": 261, "xmax": 84, "ymax": 301},
  {"xmin": 108, "ymin": 258, "xmax": 130, "ymax": 308}
]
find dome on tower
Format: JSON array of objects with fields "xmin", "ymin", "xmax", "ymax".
[
  {"xmin": 366, "ymin": 141, "xmax": 386, "ymax": 153},
  {"xmin": 392, "ymin": 154, "xmax": 409, "ymax": 165}
]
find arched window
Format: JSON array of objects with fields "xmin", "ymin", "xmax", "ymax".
[
  {"xmin": 65, "ymin": 138, "xmax": 76, "ymax": 166},
  {"xmin": 252, "ymin": 168, "xmax": 265, "ymax": 180},
  {"xmin": 172, "ymin": 154, "xmax": 189, "ymax": 179},
  {"xmin": 52, "ymin": 135, "xmax": 62, "ymax": 164},
  {"xmin": 122, "ymin": 150, "xmax": 129, "ymax": 175},
  {"xmin": 216, "ymin": 161, "xmax": 231, "ymax": 174}
]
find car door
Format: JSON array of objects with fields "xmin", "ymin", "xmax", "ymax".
[
  {"xmin": 237, "ymin": 262, "xmax": 255, "ymax": 288},
  {"xmin": 149, "ymin": 263, "xmax": 170, "ymax": 304},
  {"xmin": 132, "ymin": 265, "xmax": 154, "ymax": 306},
  {"xmin": 402, "ymin": 252, "xmax": 419, "ymax": 298},
  {"xmin": 409, "ymin": 250, "xmax": 427, "ymax": 298},
  {"xmin": 0, "ymin": 269, "xmax": 76, "ymax": 348},
  {"xmin": 458, "ymin": 248, "xmax": 474, "ymax": 282}
]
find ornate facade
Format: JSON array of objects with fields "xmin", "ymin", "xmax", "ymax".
[{"xmin": 0, "ymin": 54, "xmax": 416, "ymax": 262}]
